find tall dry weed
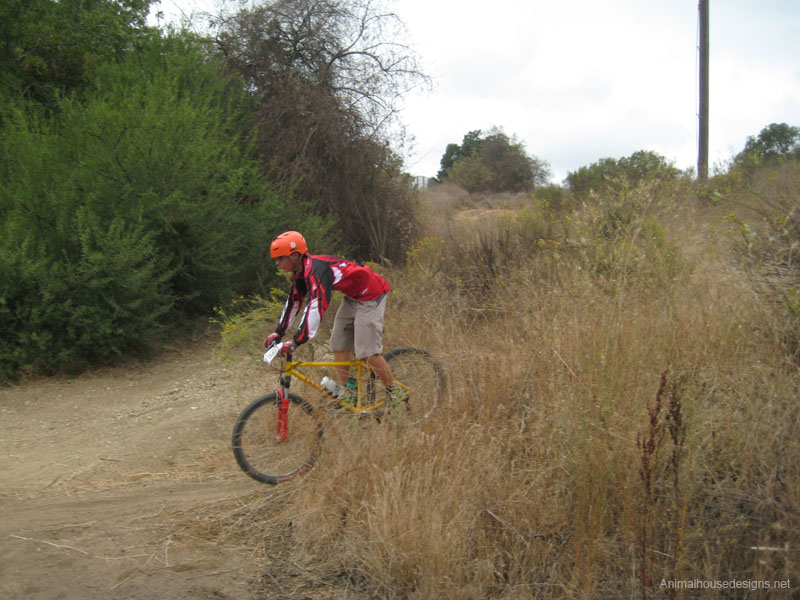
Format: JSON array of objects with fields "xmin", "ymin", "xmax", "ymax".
[{"xmin": 216, "ymin": 176, "xmax": 800, "ymax": 598}]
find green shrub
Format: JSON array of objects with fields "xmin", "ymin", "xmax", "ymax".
[
  {"xmin": 566, "ymin": 150, "xmax": 685, "ymax": 202},
  {"xmin": 0, "ymin": 33, "xmax": 325, "ymax": 380}
]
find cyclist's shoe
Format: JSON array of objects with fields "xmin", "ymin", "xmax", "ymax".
[
  {"xmin": 385, "ymin": 382, "xmax": 408, "ymax": 407},
  {"xmin": 337, "ymin": 388, "xmax": 357, "ymax": 405}
]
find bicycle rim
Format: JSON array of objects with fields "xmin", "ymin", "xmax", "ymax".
[
  {"xmin": 384, "ymin": 347, "xmax": 445, "ymax": 426},
  {"xmin": 232, "ymin": 392, "xmax": 322, "ymax": 484}
]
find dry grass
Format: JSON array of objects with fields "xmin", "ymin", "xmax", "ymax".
[{"xmin": 212, "ymin": 171, "xmax": 800, "ymax": 598}]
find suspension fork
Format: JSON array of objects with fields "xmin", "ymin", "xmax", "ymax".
[{"xmin": 276, "ymin": 359, "xmax": 293, "ymax": 441}]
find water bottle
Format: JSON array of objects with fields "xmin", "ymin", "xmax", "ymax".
[{"xmin": 320, "ymin": 376, "xmax": 343, "ymax": 397}]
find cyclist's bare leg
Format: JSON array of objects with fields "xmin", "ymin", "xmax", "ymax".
[
  {"xmin": 366, "ymin": 353, "xmax": 394, "ymax": 386},
  {"xmin": 333, "ymin": 350, "xmax": 353, "ymax": 385},
  {"xmin": 333, "ymin": 351, "xmax": 394, "ymax": 386}
]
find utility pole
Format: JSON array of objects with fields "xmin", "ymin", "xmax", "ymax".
[{"xmin": 698, "ymin": 0, "xmax": 709, "ymax": 181}]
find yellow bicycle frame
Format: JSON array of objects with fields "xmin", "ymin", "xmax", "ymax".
[{"xmin": 282, "ymin": 358, "xmax": 384, "ymax": 413}]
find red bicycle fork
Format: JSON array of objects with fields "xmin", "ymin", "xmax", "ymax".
[{"xmin": 276, "ymin": 388, "xmax": 290, "ymax": 441}]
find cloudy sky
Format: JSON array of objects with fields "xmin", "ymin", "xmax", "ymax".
[{"xmin": 149, "ymin": 0, "xmax": 800, "ymax": 183}]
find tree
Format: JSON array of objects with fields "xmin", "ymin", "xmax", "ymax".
[
  {"xmin": 0, "ymin": 0, "xmax": 153, "ymax": 106},
  {"xmin": 437, "ymin": 128, "xmax": 550, "ymax": 192},
  {"xmin": 212, "ymin": 0, "xmax": 429, "ymax": 260},
  {"xmin": 214, "ymin": 0, "xmax": 426, "ymax": 136},
  {"xmin": 564, "ymin": 157, "xmax": 619, "ymax": 199},
  {"xmin": 448, "ymin": 154, "xmax": 493, "ymax": 192},
  {"xmin": 480, "ymin": 130, "xmax": 550, "ymax": 192},
  {"xmin": 437, "ymin": 130, "xmax": 482, "ymax": 180},
  {"xmin": 566, "ymin": 150, "xmax": 681, "ymax": 199},
  {"xmin": 735, "ymin": 122, "xmax": 800, "ymax": 166}
]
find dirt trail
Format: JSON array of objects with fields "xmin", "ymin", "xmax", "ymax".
[{"xmin": 0, "ymin": 338, "xmax": 271, "ymax": 599}]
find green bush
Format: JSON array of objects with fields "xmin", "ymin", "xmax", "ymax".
[
  {"xmin": 566, "ymin": 150, "xmax": 684, "ymax": 201},
  {"xmin": 0, "ymin": 33, "xmax": 324, "ymax": 380},
  {"xmin": 438, "ymin": 128, "xmax": 551, "ymax": 193}
]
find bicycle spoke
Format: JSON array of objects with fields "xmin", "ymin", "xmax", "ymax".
[
  {"xmin": 383, "ymin": 347, "xmax": 444, "ymax": 426},
  {"xmin": 232, "ymin": 393, "xmax": 321, "ymax": 484}
]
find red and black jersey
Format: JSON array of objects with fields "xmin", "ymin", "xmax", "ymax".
[{"xmin": 275, "ymin": 255, "xmax": 390, "ymax": 345}]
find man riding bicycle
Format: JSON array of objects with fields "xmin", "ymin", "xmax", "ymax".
[{"xmin": 264, "ymin": 230, "xmax": 404, "ymax": 403}]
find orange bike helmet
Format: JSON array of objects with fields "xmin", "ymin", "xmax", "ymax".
[{"xmin": 270, "ymin": 231, "xmax": 308, "ymax": 258}]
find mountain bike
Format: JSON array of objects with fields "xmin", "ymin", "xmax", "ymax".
[{"xmin": 232, "ymin": 342, "xmax": 445, "ymax": 484}]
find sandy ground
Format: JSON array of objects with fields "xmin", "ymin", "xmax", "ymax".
[{"xmin": 0, "ymin": 338, "xmax": 273, "ymax": 599}]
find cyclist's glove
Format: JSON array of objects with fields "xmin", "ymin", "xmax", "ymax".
[
  {"xmin": 278, "ymin": 341, "xmax": 297, "ymax": 356},
  {"xmin": 264, "ymin": 332, "xmax": 281, "ymax": 348}
]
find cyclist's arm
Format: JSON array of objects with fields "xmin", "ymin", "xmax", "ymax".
[
  {"xmin": 292, "ymin": 260, "xmax": 333, "ymax": 345},
  {"xmin": 275, "ymin": 285, "xmax": 303, "ymax": 338}
]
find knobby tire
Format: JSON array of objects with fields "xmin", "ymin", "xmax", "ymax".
[
  {"xmin": 232, "ymin": 392, "xmax": 322, "ymax": 484},
  {"xmin": 383, "ymin": 346, "xmax": 445, "ymax": 426}
]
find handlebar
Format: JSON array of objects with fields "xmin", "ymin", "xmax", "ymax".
[
  {"xmin": 263, "ymin": 341, "xmax": 293, "ymax": 364},
  {"xmin": 263, "ymin": 344, "xmax": 280, "ymax": 364}
]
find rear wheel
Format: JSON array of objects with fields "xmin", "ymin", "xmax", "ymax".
[
  {"xmin": 232, "ymin": 391, "xmax": 322, "ymax": 484},
  {"xmin": 383, "ymin": 347, "xmax": 445, "ymax": 426}
]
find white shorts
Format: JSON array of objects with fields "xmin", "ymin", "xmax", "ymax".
[{"xmin": 329, "ymin": 294, "xmax": 386, "ymax": 359}]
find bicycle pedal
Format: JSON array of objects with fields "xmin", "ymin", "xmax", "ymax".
[{"xmin": 337, "ymin": 391, "xmax": 357, "ymax": 405}]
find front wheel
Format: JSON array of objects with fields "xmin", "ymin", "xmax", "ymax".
[
  {"xmin": 384, "ymin": 347, "xmax": 445, "ymax": 426},
  {"xmin": 232, "ymin": 391, "xmax": 322, "ymax": 484}
]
